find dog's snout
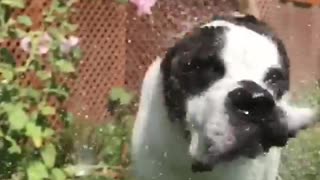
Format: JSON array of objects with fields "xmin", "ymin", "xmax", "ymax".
[{"xmin": 228, "ymin": 81, "xmax": 275, "ymax": 117}]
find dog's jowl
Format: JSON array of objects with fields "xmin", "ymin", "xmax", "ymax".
[{"xmin": 131, "ymin": 14, "xmax": 316, "ymax": 180}]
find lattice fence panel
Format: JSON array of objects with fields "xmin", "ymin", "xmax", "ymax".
[
  {"xmin": 67, "ymin": 0, "xmax": 127, "ymax": 124},
  {"xmin": 260, "ymin": 0, "xmax": 320, "ymax": 92},
  {"xmin": 125, "ymin": 0, "xmax": 239, "ymax": 91}
]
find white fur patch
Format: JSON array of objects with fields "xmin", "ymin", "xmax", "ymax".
[{"xmin": 204, "ymin": 20, "xmax": 281, "ymax": 84}]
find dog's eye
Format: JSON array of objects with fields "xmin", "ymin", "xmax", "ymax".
[{"xmin": 264, "ymin": 68, "xmax": 288, "ymax": 99}]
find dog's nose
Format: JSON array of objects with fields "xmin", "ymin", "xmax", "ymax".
[{"xmin": 228, "ymin": 81, "xmax": 275, "ymax": 117}]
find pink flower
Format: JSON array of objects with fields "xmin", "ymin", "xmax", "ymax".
[
  {"xmin": 60, "ymin": 36, "xmax": 80, "ymax": 54},
  {"xmin": 130, "ymin": 0, "xmax": 157, "ymax": 16},
  {"xmin": 20, "ymin": 33, "xmax": 52, "ymax": 55},
  {"xmin": 20, "ymin": 36, "xmax": 32, "ymax": 53},
  {"xmin": 38, "ymin": 33, "xmax": 52, "ymax": 54}
]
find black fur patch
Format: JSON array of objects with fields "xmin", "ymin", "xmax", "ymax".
[{"xmin": 161, "ymin": 26, "xmax": 226, "ymax": 123}]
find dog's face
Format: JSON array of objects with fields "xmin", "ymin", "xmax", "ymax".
[{"xmin": 161, "ymin": 14, "xmax": 315, "ymax": 172}]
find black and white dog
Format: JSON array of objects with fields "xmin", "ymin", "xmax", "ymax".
[{"xmin": 131, "ymin": 14, "xmax": 316, "ymax": 180}]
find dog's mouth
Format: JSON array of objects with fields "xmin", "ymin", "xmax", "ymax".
[
  {"xmin": 191, "ymin": 106, "xmax": 291, "ymax": 173},
  {"xmin": 191, "ymin": 126, "xmax": 264, "ymax": 173}
]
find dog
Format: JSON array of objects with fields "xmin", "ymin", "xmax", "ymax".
[{"xmin": 131, "ymin": 14, "xmax": 316, "ymax": 180}]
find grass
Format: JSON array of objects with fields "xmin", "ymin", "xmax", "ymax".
[{"xmin": 280, "ymin": 125, "xmax": 320, "ymax": 180}]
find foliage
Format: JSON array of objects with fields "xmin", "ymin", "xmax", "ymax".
[
  {"xmin": 0, "ymin": 0, "xmax": 81, "ymax": 179},
  {"xmin": 57, "ymin": 87, "xmax": 136, "ymax": 179}
]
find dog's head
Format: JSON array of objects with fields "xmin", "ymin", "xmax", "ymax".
[{"xmin": 160, "ymin": 14, "xmax": 316, "ymax": 172}]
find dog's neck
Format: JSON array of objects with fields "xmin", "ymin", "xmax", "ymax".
[{"xmin": 132, "ymin": 58, "xmax": 282, "ymax": 180}]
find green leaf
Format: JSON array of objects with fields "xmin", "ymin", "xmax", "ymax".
[
  {"xmin": 48, "ymin": 27, "xmax": 64, "ymax": 41},
  {"xmin": 72, "ymin": 47, "xmax": 82, "ymax": 60},
  {"xmin": 55, "ymin": 60, "xmax": 75, "ymax": 73},
  {"xmin": 117, "ymin": 0, "xmax": 129, "ymax": 3},
  {"xmin": 1, "ymin": 0, "xmax": 25, "ymax": 9},
  {"xmin": 36, "ymin": 71, "xmax": 52, "ymax": 81},
  {"xmin": 110, "ymin": 87, "xmax": 133, "ymax": 105},
  {"xmin": 13, "ymin": 28, "xmax": 27, "ymax": 38},
  {"xmin": 0, "ymin": 48, "xmax": 15, "ymax": 66},
  {"xmin": 62, "ymin": 22, "xmax": 78, "ymax": 33},
  {"xmin": 27, "ymin": 161, "xmax": 49, "ymax": 180},
  {"xmin": 17, "ymin": 15, "xmax": 32, "ymax": 27},
  {"xmin": 43, "ymin": 88, "xmax": 69, "ymax": 98},
  {"xmin": 41, "ymin": 143, "xmax": 56, "ymax": 168},
  {"xmin": 8, "ymin": 105, "xmax": 29, "ymax": 130},
  {"xmin": 59, "ymin": 111, "xmax": 74, "ymax": 126},
  {"xmin": 44, "ymin": 15, "xmax": 55, "ymax": 23},
  {"xmin": 5, "ymin": 136, "xmax": 21, "ymax": 154},
  {"xmin": 19, "ymin": 88, "xmax": 41, "ymax": 101},
  {"xmin": 51, "ymin": 168, "xmax": 66, "ymax": 180},
  {"xmin": 0, "ymin": 68, "xmax": 14, "ymax": 82},
  {"xmin": 0, "ymin": 4, "xmax": 13, "ymax": 22},
  {"xmin": 55, "ymin": 6, "xmax": 68, "ymax": 14},
  {"xmin": 42, "ymin": 128, "xmax": 54, "ymax": 138},
  {"xmin": 0, "ymin": 129, "xmax": 3, "ymax": 137},
  {"xmin": 25, "ymin": 122, "xmax": 42, "ymax": 148},
  {"xmin": 40, "ymin": 105, "xmax": 56, "ymax": 115}
]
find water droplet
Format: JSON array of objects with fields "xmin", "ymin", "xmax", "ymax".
[
  {"xmin": 145, "ymin": 145, "xmax": 149, "ymax": 150},
  {"xmin": 252, "ymin": 92, "xmax": 264, "ymax": 98},
  {"xmin": 163, "ymin": 152, "xmax": 168, "ymax": 158}
]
